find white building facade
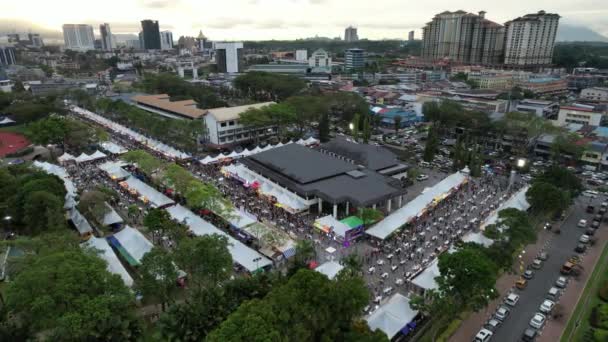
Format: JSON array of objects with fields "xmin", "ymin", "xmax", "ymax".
[
  {"xmin": 295, "ymin": 49, "xmax": 308, "ymax": 62},
  {"xmin": 62, "ymin": 24, "xmax": 95, "ymax": 51},
  {"xmin": 215, "ymin": 42, "xmax": 244, "ymax": 73},
  {"xmin": 556, "ymin": 106, "xmax": 604, "ymax": 126},
  {"xmin": 160, "ymin": 31, "xmax": 174, "ymax": 51},
  {"xmin": 99, "ymin": 23, "xmax": 115, "ymax": 52},
  {"xmin": 581, "ymin": 87, "xmax": 608, "ymax": 102},
  {"xmin": 204, "ymin": 102, "xmax": 277, "ymax": 147},
  {"xmin": 504, "ymin": 11, "xmax": 560, "ymax": 66}
]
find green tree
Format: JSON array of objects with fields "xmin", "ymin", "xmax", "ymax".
[
  {"xmin": 144, "ymin": 208, "xmax": 186, "ymax": 244},
  {"xmin": 357, "ymin": 208, "xmax": 384, "ymax": 225},
  {"xmin": 138, "ymin": 247, "xmax": 179, "ymax": 312},
  {"xmin": 23, "ymin": 191, "xmax": 66, "ymax": 235},
  {"xmin": 352, "ymin": 113, "xmax": 360, "ymax": 140},
  {"xmin": 234, "ymin": 72, "xmax": 306, "ymax": 101},
  {"xmin": 362, "ymin": 114, "xmax": 371, "ymax": 143},
  {"xmin": 123, "ymin": 150, "xmax": 166, "ymax": 176},
  {"xmin": 393, "ymin": 115, "xmax": 402, "ymax": 134},
  {"xmin": 174, "ymin": 235, "xmax": 233, "ymax": 290},
  {"xmin": 319, "ymin": 112, "xmax": 330, "ymax": 143},
  {"xmin": 5, "ymin": 250, "xmax": 141, "ymax": 340},
  {"xmin": 437, "ymin": 245, "xmax": 498, "ymax": 311},
  {"xmin": 285, "ymin": 95, "xmax": 329, "ymax": 135},
  {"xmin": 423, "ymin": 125, "xmax": 439, "ymax": 162},
  {"xmin": 526, "ymin": 182, "xmax": 570, "ymax": 215}
]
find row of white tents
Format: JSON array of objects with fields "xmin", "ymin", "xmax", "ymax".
[
  {"xmin": 200, "ymin": 137, "xmax": 320, "ymax": 165},
  {"xmin": 32, "ymin": 161, "xmax": 78, "ymax": 209},
  {"xmin": 58, "ymin": 150, "xmax": 108, "ymax": 164},
  {"xmin": 71, "ymin": 106, "xmax": 191, "ymax": 160}
]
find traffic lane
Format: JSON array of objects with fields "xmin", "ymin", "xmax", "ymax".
[{"xmin": 492, "ymin": 196, "xmax": 602, "ymax": 342}]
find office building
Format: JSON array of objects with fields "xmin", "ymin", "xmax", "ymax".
[
  {"xmin": 556, "ymin": 105, "xmax": 605, "ymax": 126},
  {"xmin": 28, "ymin": 33, "xmax": 44, "ymax": 47},
  {"xmin": 408, "ymin": 31, "xmax": 415, "ymax": 41},
  {"xmin": 421, "ymin": 10, "xmax": 505, "ymax": 65},
  {"xmin": 140, "ymin": 20, "xmax": 161, "ymax": 50},
  {"xmin": 62, "ymin": 24, "xmax": 95, "ymax": 51},
  {"xmin": 160, "ymin": 31, "xmax": 173, "ymax": 50},
  {"xmin": 515, "ymin": 99, "xmax": 559, "ymax": 119},
  {"xmin": 0, "ymin": 46, "xmax": 17, "ymax": 65},
  {"xmin": 126, "ymin": 39, "xmax": 141, "ymax": 50},
  {"xmin": 581, "ymin": 87, "xmax": 608, "ymax": 102},
  {"xmin": 215, "ymin": 42, "xmax": 244, "ymax": 73},
  {"xmin": 345, "ymin": 48, "xmax": 365, "ymax": 70},
  {"xmin": 132, "ymin": 94, "xmax": 206, "ymax": 120},
  {"xmin": 309, "ymin": 49, "xmax": 332, "ymax": 69},
  {"xmin": 7, "ymin": 34, "xmax": 20, "ymax": 43},
  {"xmin": 504, "ymin": 11, "xmax": 560, "ymax": 67},
  {"xmin": 296, "ymin": 49, "xmax": 308, "ymax": 62},
  {"xmin": 204, "ymin": 102, "xmax": 276, "ymax": 147},
  {"xmin": 345, "ymin": 26, "xmax": 359, "ymax": 42},
  {"xmin": 99, "ymin": 23, "xmax": 115, "ymax": 51}
]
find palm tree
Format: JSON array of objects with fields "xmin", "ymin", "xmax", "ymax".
[
  {"xmin": 341, "ymin": 254, "xmax": 363, "ymax": 276},
  {"xmin": 394, "ymin": 115, "xmax": 402, "ymax": 134},
  {"xmin": 295, "ymin": 240, "xmax": 315, "ymax": 263}
]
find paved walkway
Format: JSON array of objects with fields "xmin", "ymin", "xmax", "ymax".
[
  {"xmin": 539, "ymin": 227, "xmax": 608, "ymax": 342},
  {"xmin": 448, "ymin": 229, "xmax": 552, "ymax": 341}
]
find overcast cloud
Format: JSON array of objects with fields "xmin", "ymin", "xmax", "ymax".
[{"xmin": 1, "ymin": 0, "xmax": 606, "ymax": 40}]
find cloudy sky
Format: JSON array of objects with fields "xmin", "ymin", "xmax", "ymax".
[{"xmin": 2, "ymin": 0, "xmax": 607, "ymax": 40}]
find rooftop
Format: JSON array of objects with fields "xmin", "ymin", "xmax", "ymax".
[
  {"xmin": 242, "ymin": 144, "xmax": 403, "ymax": 207},
  {"xmin": 132, "ymin": 94, "xmax": 207, "ymax": 119},
  {"xmin": 207, "ymin": 102, "xmax": 275, "ymax": 122},
  {"xmin": 320, "ymin": 136, "xmax": 401, "ymax": 172}
]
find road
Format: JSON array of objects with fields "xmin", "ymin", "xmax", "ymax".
[{"xmin": 490, "ymin": 195, "xmax": 604, "ymax": 342}]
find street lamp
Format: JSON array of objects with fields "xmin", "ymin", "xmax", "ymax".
[
  {"xmin": 349, "ymin": 123, "xmax": 354, "ymax": 131},
  {"xmin": 516, "ymin": 158, "xmax": 527, "ymax": 169}
]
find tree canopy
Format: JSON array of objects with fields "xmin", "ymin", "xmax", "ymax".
[{"xmin": 234, "ymin": 72, "xmax": 306, "ymax": 101}]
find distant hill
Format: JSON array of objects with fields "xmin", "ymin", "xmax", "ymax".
[{"xmin": 557, "ymin": 24, "xmax": 608, "ymax": 42}]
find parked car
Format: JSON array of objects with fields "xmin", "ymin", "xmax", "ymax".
[
  {"xmin": 555, "ymin": 276, "xmax": 568, "ymax": 288},
  {"xmin": 547, "ymin": 287, "xmax": 560, "ymax": 301},
  {"xmin": 587, "ymin": 205, "xmax": 595, "ymax": 213},
  {"xmin": 416, "ymin": 174, "xmax": 429, "ymax": 181},
  {"xmin": 494, "ymin": 306, "xmax": 510, "ymax": 321},
  {"xmin": 586, "ymin": 228, "xmax": 597, "ymax": 236},
  {"xmin": 579, "ymin": 234, "xmax": 591, "ymax": 244},
  {"xmin": 575, "ymin": 243, "xmax": 587, "ymax": 253},
  {"xmin": 539, "ymin": 252, "xmax": 549, "ymax": 261},
  {"xmin": 523, "ymin": 270, "xmax": 534, "ymax": 280},
  {"xmin": 521, "ymin": 328, "xmax": 537, "ymax": 342},
  {"xmin": 583, "ymin": 190, "xmax": 599, "ymax": 198},
  {"xmin": 529, "ymin": 313, "xmax": 546, "ymax": 329},
  {"xmin": 516, "ymin": 278, "xmax": 528, "ymax": 289},
  {"xmin": 505, "ymin": 293, "xmax": 520, "ymax": 307},
  {"xmin": 578, "ymin": 219, "xmax": 588, "ymax": 228},
  {"xmin": 485, "ymin": 318, "xmax": 501, "ymax": 332},
  {"xmin": 531, "ymin": 259, "xmax": 543, "ymax": 269},
  {"xmin": 539, "ymin": 299, "xmax": 555, "ymax": 314},
  {"xmin": 474, "ymin": 328, "xmax": 493, "ymax": 342}
]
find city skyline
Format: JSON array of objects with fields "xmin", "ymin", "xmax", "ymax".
[{"xmin": 1, "ymin": 0, "xmax": 607, "ymax": 41}]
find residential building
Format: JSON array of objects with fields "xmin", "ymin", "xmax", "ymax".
[
  {"xmin": 581, "ymin": 87, "xmax": 608, "ymax": 102},
  {"xmin": 568, "ymin": 69, "xmax": 608, "ymax": 91},
  {"xmin": 556, "ymin": 105, "xmax": 605, "ymax": 126},
  {"xmin": 581, "ymin": 142, "xmax": 607, "ymax": 170},
  {"xmin": 140, "ymin": 20, "xmax": 161, "ymax": 50},
  {"xmin": 7, "ymin": 34, "xmax": 20, "ymax": 43},
  {"xmin": 203, "ymin": 102, "xmax": 276, "ymax": 147},
  {"xmin": 295, "ymin": 49, "xmax": 308, "ymax": 62},
  {"xmin": 132, "ymin": 94, "xmax": 207, "ymax": 120},
  {"xmin": 160, "ymin": 31, "xmax": 174, "ymax": 50},
  {"xmin": 215, "ymin": 42, "xmax": 244, "ymax": 73},
  {"xmin": 345, "ymin": 48, "xmax": 365, "ymax": 70},
  {"xmin": 421, "ymin": 10, "xmax": 505, "ymax": 65},
  {"xmin": 515, "ymin": 99, "xmax": 559, "ymax": 119},
  {"xmin": 504, "ymin": 11, "xmax": 560, "ymax": 67},
  {"xmin": 520, "ymin": 77, "xmax": 568, "ymax": 96},
  {"xmin": 0, "ymin": 46, "xmax": 17, "ymax": 65},
  {"xmin": 125, "ymin": 39, "xmax": 141, "ymax": 50},
  {"xmin": 344, "ymin": 26, "xmax": 359, "ymax": 42},
  {"xmin": 408, "ymin": 31, "xmax": 415, "ymax": 41},
  {"xmin": 62, "ymin": 24, "xmax": 95, "ymax": 51},
  {"xmin": 309, "ymin": 49, "xmax": 332, "ymax": 69},
  {"xmin": 28, "ymin": 33, "xmax": 44, "ymax": 47},
  {"xmin": 99, "ymin": 23, "xmax": 115, "ymax": 52}
]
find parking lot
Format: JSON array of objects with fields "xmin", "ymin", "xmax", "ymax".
[{"xmin": 469, "ymin": 195, "xmax": 606, "ymax": 342}]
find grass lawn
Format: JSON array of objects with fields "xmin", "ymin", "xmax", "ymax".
[
  {"xmin": 0, "ymin": 124, "xmax": 28, "ymax": 134},
  {"xmin": 561, "ymin": 242, "xmax": 608, "ymax": 342}
]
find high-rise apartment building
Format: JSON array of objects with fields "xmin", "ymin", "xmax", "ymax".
[
  {"xmin": 100, "ymin": 23, "xmax": 115, "ymax": 51},
  {"xmin": 215, "ymin": 42, "xmax": 244, "ymax": 73},
  {"xmin": 504, "ymin": 11, "xmax": 560, "ymax": 67},
  {"xmin": 28, "ymin": 33, "xmax": 44, "ymax": 47},
  {"xmin": 160, "ymin": 31, "xmax": 174, "ymax": 50},
  {"xmin": 0, "ymin": 46, "xmax": 17, "ymax": 65},
  {"xmin": 421, "ymin": 10, "xmax": 505, "ymax": 65},
  {"xmin": 140, "ymin": 20, "xmax": 161, "ymax": 50},
  {"xmin": 408, "ymin": 31, "xmax": 415, "ymax": 41},
  {"xmin": 344, "ymin": 26, "xmax": 359, "ymax": 42},
  {"xmin": 62, "ymin": 24, "xmax": 95, "ymax": 51},
  {"xmin": 345, "ymin": 48, "xmax": 365, "ymax": 70}
]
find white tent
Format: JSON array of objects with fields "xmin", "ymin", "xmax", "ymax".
[
  {"xmin": 57, "ymin": 153, "xmax": 76, "ymax": 163},
  {"xmin": 227, "ymin": 151, "xmax": 240, "ymax": 158},
  {"xmin": 481, "ymin": 186, "xmax": 530, "ymax": 229},
  {"xmin": 367, "ymin": 171, "xmax": 468, "ymax": 240},
  {"xmin": 89, "ymin": 150, "xmax": 107, "ymax": 160},
  {"xmin": 0, "ymin": 118, "xmax": 16, "ymax": 125},
  {"xmin": 84, "ymin": 237, "xmax": 134, "ymax": 287},
  {"xmin": 102, "ymin": 203, "xmax": 124, "ymax": 226},
  {"xmin": 251, "ymin": 146, "xmax": 263, "ymax": 154},
  {"xmin": 75, "ymin": 153, "xmax": 92, "ymax": 163},
  {"xmin": 69, "ymin": 208, "xmax": 93, "ymax": 235},
  {"xmin": 295, "ymin": 139, "xmax": 306, "ymax": 145},
  {"xmin": 304, "ymin": 137, "xmax": 319, "ymax": 145},
  {"xmin": 112, "ymin": 226, "xmax": 153, "ymax": 263},
  {"xmin": 315, "ymin": 261, "xmax": 344, "ymax": 280},
  {"xmin": 366, "ymin": 294, "xmax": 419, "ymax": 340},
  {"xmin": 200, "ymin": 155, "xmax": 216, "ymax": 164},
  {"xmin": 100, "ymin": 141, "xmax": 128, "ymax": 154},
  {"xmin": 124, "ymin": 177, "xmax": 175, "ymax": 208},
  {"xmin": 241, "ymin": 149, "xmax": 253, "ymax": 156}
]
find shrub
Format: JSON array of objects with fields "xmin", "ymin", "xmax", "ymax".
[
  {"xmin": 594, "ymin": 328, "xmax": 608, "ymax": 342},
  {"xmin": 599, "ymin": 282, "xmax": 608, "ymax": 302}
]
